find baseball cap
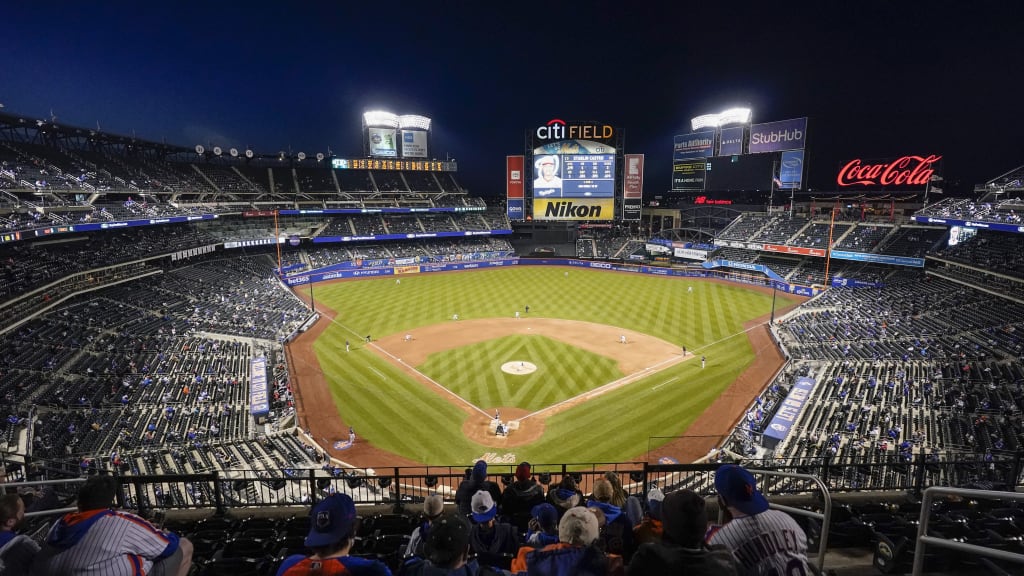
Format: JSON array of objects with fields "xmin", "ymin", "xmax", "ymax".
[
  {"xmin": 472, "ymin": 460, "xmax": 488, "ymax": 482},
  {"xmin": 423, "ymin": 494, "xmax": 444, "ymax": 518},
  {"xmin": 531, "ymin": 502, "xmax": 558, "ymax": 531},
  {"xmin": 305, "ymin": 493, "xmax": 358, "ymax": 547},
  {"xmin": 647, "ymin": 487, "xmax": 665, "ymax": 521},
  {"xmin": 661, "ymin": 489, "xmax": 709, "ymax": 546},
  {"xmin": 425, "ymin": 514, "xmax": 471, "ymax": 567},
  {"xmin": 558, "ymin": 507, "xmax": 599, "ymax": 546},
  {"xmin": 470, "ymin": 490, "xmax": 497, "ymax": 523},
  {"xmin": 539, "ymin": 156, "xmax": 555, "ymax": 166},
  {"xmin": 714, "ymin": 464, "xmax": 769, "ymax": 516}
]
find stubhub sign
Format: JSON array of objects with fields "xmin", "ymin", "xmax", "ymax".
[{"xmin": 749, "ymin": 117, "xmax": 808, "ymax": 153}]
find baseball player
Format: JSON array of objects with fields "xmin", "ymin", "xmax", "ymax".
[
  {"xmin": 515, "ymin": 311, "xmax": 520, "ymax": 319},
  {"xmin": 620, "ymin": 335, "xmax": 627, "ymax": 344},
  {"xmin": 701, "ymin": 355, "xmax": 706, "ymax": 369},
  {"xmin": 709, "ymin": 464, "xmax": 811, "ymax": 576},
  {"xmin": 32, "ymin": 475, "xmax": 193, "ymax": 576}
]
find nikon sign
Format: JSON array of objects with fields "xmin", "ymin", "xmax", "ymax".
[{"xmin": 533, "ymin": 198, "xmax": 614, "ymax": 221}]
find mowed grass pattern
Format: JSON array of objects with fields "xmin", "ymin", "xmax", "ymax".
[
  {"xmin": 302, "ymin": 266, "xmax": 801, "ymax": 464},
  {"xmin": 417, "ymin": 335, "xmax": 622, "ymax": 412}
]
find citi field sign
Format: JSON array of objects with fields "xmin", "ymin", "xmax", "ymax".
[
  {"xmin": 837, "ymin": 154, "xmax": 941, "ymax": 187},
  {"xmin": 535, "ymin": 119, "xmax": 614, "ymax": 141}
]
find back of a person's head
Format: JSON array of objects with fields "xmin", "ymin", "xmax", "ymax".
[
  {"xmin": 77, "ymin": 475, "xmax": 117, "ymax": 511},
  {"xmin": 661, "ymin": 489, "xmax": 708, "ymax": 548},
  {"xmin": 559, "ymin": 507, "xmax": 599, "ymax": 546},
  {"xmin": 591, "ymin": 479, "xmax": 613, "ymax": 503},
  {"xmin": 425, "ymin": 514, "xmax": 470, "ymax": 568}
]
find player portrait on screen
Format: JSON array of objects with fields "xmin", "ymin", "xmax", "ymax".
[{"xmin": 533, "ymin": 155, "xmax": 562, "ymax": 196}]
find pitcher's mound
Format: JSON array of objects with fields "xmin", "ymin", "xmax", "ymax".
[{"xmin": 501, "ymin": 361, "xmax": 537, "ymax": 375}]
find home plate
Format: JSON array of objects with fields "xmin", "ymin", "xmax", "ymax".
[{"xmin": 502, "ymin": 361, "xmax": 537, "ymax": 375}]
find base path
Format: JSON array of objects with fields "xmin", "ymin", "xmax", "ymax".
[{"xmin": 287, "ymin": 275, "xmax": 803, "ymax": 466}]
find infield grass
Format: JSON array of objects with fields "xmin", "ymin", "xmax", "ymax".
[
  {"xmin": 417, "ymin": 335, "xmax": 622, "ymax": 412},
  {"xmin": 302, "ymin": 266, "xmax": 800, "ymax": 464}
]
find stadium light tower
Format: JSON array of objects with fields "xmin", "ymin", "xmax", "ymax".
[{"xmin": 690, "ymin": 107, "xmax": 752, "ymax": 131}]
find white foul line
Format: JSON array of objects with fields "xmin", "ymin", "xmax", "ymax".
[{"xmin": 652, "ymin": 377, "xmax": 678, "ymax": 391}]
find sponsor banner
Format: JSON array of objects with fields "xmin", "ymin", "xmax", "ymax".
[
  {"xmin": 368, "ymin": 127, "xmax": 398, "ymax": 157},
  {"xmin": 280, "ymin": 206, "xmax": 484, "ymax": 215},
  {"xmin": 622, "ymin": 199, "xmax": 642, "ymax": 221},
  {"xmin": 671, "ymin": 159, "xmax": 707, "ymax": 190},
  {"xmin": 331, "ymin": 158, "xmax": 456, "ymax": 171},
  {"xmin": 286, "ymin": 259, "xmax": 520, "ymax": 285},
  {"xmin": 71, "ymin": 214, "xmax": 218, "ymax": 233},
  {"xmin": 829, "ymin": 250, "xmax": 925, "ymax": 268},
  {"xmin": 401, "ymin": 130, "xmax": 428, "ymax": 158},
  {"xmin": 0, "ymin": 231, "xmax": 22, "ymax": 243},
  {"xmin": 224, "ymin": 238, "xmax": 285, "ymax": 249},
  {"xmin": 394, "ymin": 256, "xmax": 420, "ymax": 266},
  {"xmin": 243, "ymin": 210, "xmax": 278, "ymax": 217},
  {"xmin": 749, "ymin": 117, "xmax": 808, "ymax": 153},
  {"xmin": 701, "ymin": 259, "xmax": 784, "ymax": 282},
  {"xmin": 533, "ymin": 198, "xmax": 614, "ymax": 221},
  {"xmin": 312, "ymin": 229, "xmax": 513, "ymax": 243},
  {"xmin": 762, "ymin": 376, "xmax": 816, "ymax": 443},
  {"xmin": 832, "ymin": 277, "xmax": 885, "ymax": 288},
  {"xmin": 624, "ymin": 154, "xmax": 644, "ymax": 198},
  {"xmin": 746, "ymin": 242, "xmax": 764, "ymax": 251},
  {"xmin": 249, "ymin": 357, "xmax": 270, "ymax": 417},
  {"xmin": 646, "ymin": 242, "xmax": 671, "ymax": 255},
  {"xmin": 912, "ymin": 215, "xmax": 1024, "ymax": 235},
  {"xmin": 674, "ymin": 248, "xmax": 708, "ymax": 260},
  {"xmin": 507, "ymin": 156, "xmax": 525, "ymax": 199},
  {"xmin": 837, "ymin": 155, "xmax": 940, "ymax": 187},
  {"xmin": 763, "ymin": 243, "xmax": 826, "ymax": 258},
  {"xmin": 394, "ymin": 265, "xmax": 420, "ymax": 275},
  {"xmin": 779, "ymin": 150, "xmax": 804, "ymax": 189},
  {"xmin": 506, "ymin": 199, "xmax": 524, "ymax": 220},
  {"xmin": 719, "ymin": 126, "xmax": 745, "ymax": 156},
  {"xmin": 673, "ymin": 130, "xmax": 716, "ymax": 160}
]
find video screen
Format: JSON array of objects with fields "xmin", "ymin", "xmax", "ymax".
[
  {"xmin": 706, "ymin": 153, "xmax": 776, "ymax": 191},
  {"xmin": 533, "ymin": 154, "xmax": 615, "ymax": 198}
]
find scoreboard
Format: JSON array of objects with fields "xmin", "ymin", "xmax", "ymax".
[{"xmin": 562, "ymin": 154, "xmax": 615, "ymax": 197}]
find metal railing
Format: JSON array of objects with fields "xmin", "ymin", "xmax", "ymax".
[
  {"xmin": 747, "ymin": 468, "xmax": 832, "ymax": 572},
  {"xmin": 912, "ymin": 486, "xmax": 1024, "ymax": 576}
]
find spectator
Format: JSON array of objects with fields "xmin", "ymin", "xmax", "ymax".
[
  {"xmin": 546, "ymin": 475, "xmax": 583, "ymax": 519},
  {"xmin": 0, "ymin": 493, "xmax": 39, "ymax": 576},
  {"xmin": 468, "ymin": 491, "xmax": 518, "ymax": 570},
  {"xmin": 632, "ymin": 488, "xmax": 664, "ymax": 546},
  {"xmin": 406, "ymin": 494, "xmax": 445, "ymax": 559},
  {"xmin": 602, "ymin": 472, "xmax": 628, "ymax": 508},
  {"xmin": 398, "ymin": 514, "xmax": 489, "ymax": 575},
  {"xmin": 521, "ymin": 507, "xmax": 618, "ymax": 576},
  {"xmin": 708, "ymin": 465, "xmax": 811, "ymax": 576},
  {"xmin": 455, "ymin": 461, "xmax": 501, "ymax": 517},
  {"xmin": 510, "ymin": 503, "xmax": 560, "ymax": 572},
  {"xmin": 32, "ymin": 475, "xmax": 193, "ymax": 576},
  {"xmin": 500, "ymin": 461, "xmax": 545, "ymax": 531},
  {"xmin": 627, "ymin": 489, "xmax": 739, "ymax": 575},
  {"xmin": 277, "ymin": 493, "xmax": 391, "ymax": 575},
  {"xmin": 587, "ymin": 478, "xmax": 634, "ymax": 562}
]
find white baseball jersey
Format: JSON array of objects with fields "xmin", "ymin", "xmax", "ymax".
[
  {"xmin": 33, "ymin": 509, "xmax": 179, "ymax": 576},
  {"xmin": 709, "ymin": 509, "xmax": 810, "ymax": 576}
]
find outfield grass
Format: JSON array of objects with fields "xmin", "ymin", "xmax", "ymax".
[
  {"xmin": 303, "ymin": 266, "xmax": 800, "ymax": 464},
  {"xmin": 417, "ymin": 335, "xmax": 622, "ymax": 412}
]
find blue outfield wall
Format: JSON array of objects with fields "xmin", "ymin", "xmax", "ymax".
[{"xmin": 283, "ymin": 257, "xmax": 822, "ymax": 297}]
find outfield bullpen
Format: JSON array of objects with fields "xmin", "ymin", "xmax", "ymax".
[{"xmin": 286, "ymin": 266, "xmax": 802, "ymax": 466}]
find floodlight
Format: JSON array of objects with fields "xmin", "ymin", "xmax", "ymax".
[
  {"xmin": 399, "ymin": 114, "xmax": 432, "ymax": 130},
  {"xmin": 690, "ymin": 107, "xmax": 752, "ymax": 131},
  {"xmin": 363, "ymin": 110, "xmax": 399, "ymax": 128}
]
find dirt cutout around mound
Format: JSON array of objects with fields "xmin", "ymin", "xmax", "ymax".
[{"xmin": 287, "ymin": 276, "xmax": 801, "ymax": 467}]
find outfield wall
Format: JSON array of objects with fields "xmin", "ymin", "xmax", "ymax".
[{"xmin": 282, "ymin": 256, "xmax": 822, "ymax": 296}]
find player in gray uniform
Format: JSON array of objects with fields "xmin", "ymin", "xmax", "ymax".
[{"xmin": 709, "ymin": 464, "xmax": 812, "ymax": 576}]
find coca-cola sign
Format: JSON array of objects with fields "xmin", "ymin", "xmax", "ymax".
[{"xmin": 837, "ymin": 155, "xmax": 941, "ymax": 187}]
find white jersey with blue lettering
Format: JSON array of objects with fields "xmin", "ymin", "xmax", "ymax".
[{"xmin": 709, "ymin": 509, "xmax": 811, "ymax": 576}]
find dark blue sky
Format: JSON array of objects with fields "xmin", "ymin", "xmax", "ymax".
[{"xmin": 4, "ymin": 2, "xmax": 1020, "ymax": 195}]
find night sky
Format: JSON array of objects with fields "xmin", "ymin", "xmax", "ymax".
[{"xmin": 4, "ymin": 2, "xmax": 1020, "ymax": 196}]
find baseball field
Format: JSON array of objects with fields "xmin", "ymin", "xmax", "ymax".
[{"xmin": 287, "ymin": 266, "xmax": 802, "ymax": 466}]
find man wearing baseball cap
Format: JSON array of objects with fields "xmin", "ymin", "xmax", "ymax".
[
  {"xmin": 708, "ymin": 465, "xmax": 811, "ymax": 576},
  {"xmin": 467, "ymin": 491, "xmax": 518, "ymax": 570},
  {"xmin": 277, "ymin": 493, "xmax": 391, "ymax": 575}
]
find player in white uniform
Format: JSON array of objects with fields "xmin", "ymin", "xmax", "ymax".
[
  {"xmin": 709, "ymin": 464, "xmax": 811, "ymax": 576},
  {"xmin": 32, "ymin": 475, "xmax": 193, "ymax": 576}
]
